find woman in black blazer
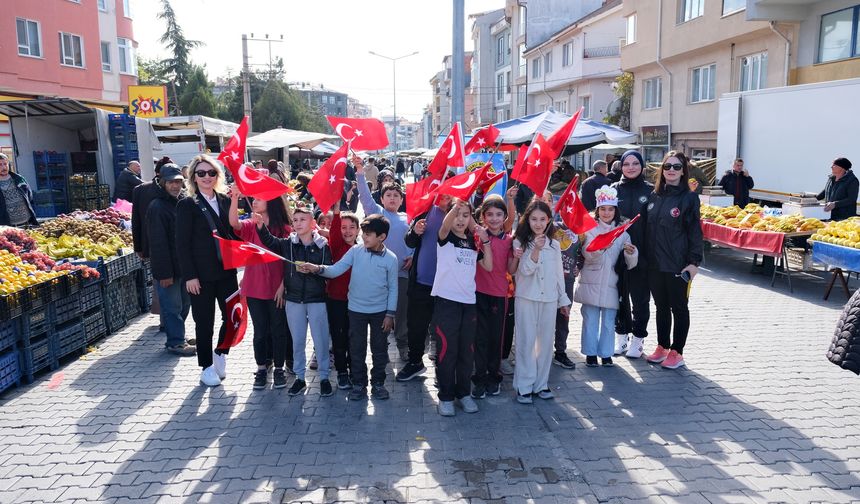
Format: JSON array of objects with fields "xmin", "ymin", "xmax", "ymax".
[{"xmin": 176, "ymin": 155, "xmax": 239, "ymax": 387}]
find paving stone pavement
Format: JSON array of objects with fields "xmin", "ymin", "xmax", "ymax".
[{"xmin": 2, "ymin": 247, "xmax": 860, "ymax": 504}]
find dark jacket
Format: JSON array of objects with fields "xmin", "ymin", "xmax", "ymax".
[
  {"xmin": 646, "ymin": 184, "xmax": 704, "ymax": 274},
  {"xmin": 145, "ymin": 184, "xmax": 181, "ymax": 281},
  {"xmin": 606, "ymin": 170, "xmax": 622, "ymax": 184},
  {"xmin": 580, "ymin": 173, "xmax": 612, "ymax": 211},
  {"xmin": 513, "ymin": 183, "xmax": 534, "ymax": 215},
  {"xmin": 113, "ymin": 168, "xmax": 143, "ymax": 202},
  {"xmin": 817, "ymin": 170, "xmax": 859, "ymax": 221},
  {"xmin": 131, "ymin": 180, "xmax": 161, "ymax": 258},
  {"xmin": 0, "ymin": 172, "xmax": 37, "ymax": 226},
  {"xmin": 827, "ymin": 288, "xmax": 860, "ymax": 375},
  {"xmin": 257, "ymin": 225, "xmax": 331, "ymax": 304},
  {"xmin": 612, "ymin": 174, "xmax": 654, "ymax": 270},
  {"xmin": 175, "ymin": 192, "xmax": 238, "ymax": 282},
  {"xmin": 718, "ymin": 170, "xmax": 754, "ymax": 208}
]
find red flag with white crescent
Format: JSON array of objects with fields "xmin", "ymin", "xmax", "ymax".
[
  {"xmin": 212, "ymin": 232, "xmax": 286, "ymax": 270},
  {"xmin": 555, "ymin": 177, "xmax": 597, "ymax": 234},
  {"xmin": 217, "ymin": 289, "xmax": 247, "ymax": 351},
  {"xmin": 516, "ymin": 133, "xmax": 554, "ymax": 195},
  {"xmin": 405, "ymin": 176, "xmax": 441, "ymax": 221},
  {"xmin": 218, "ymin": 116, "xmax": 248, "ymax": 172},
  {"xmin": 586, "ymin": 214, "xmax": 640, "ymax": 252},
  {"xmin": 545, "ymin": 107, "xmax": 583, "ymax": 159},
  {"xmin": 427, "ymin": 122, "xmax": 466, "ymax": 178},
  {"xmin": 435, "ymin": 164, "xmax": 490, "ymax": 200},
  {"xmin": 464, "ymin": 124, "xmax": 500, "ymax": 154},
  {"xmin": 478, "ymin": 169, "xmax": 506, "ymax": 194},
  {"xmin": 326, "ymin": 116, "xmax": 389, "ymax": 151},
  {"xmin": 232, "ymin": 164, "xmax": 293, "ymax": 201},
  {"xmin": 307, "ymin": 142, "xmax": 350, "ymax": 211}
]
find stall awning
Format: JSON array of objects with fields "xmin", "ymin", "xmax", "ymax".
[
  {"xmin": 247, "ymin": 128, "xmax": 338, "ymax": 151},
  {"xmin": 0, "ymin": 99, "xmax": 92, "ymax": 117}
]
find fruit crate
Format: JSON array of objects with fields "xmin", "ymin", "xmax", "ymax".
[
  {"xmin": 69, "ymin": 173, "xmax": 98, "ymax": 187},
  {"xmin": 122, "ymin": 276, "xmax": 140, "ymax": 321},
  {"xmin": 126, "ymin": 252, "xmax": 142, "ymax": 274},
  {"xmin": 0, "ymin": 291, "xmax": 24, "ymax": 321},
  {"xmin": 15, "ymin": 304, "xmax": 53, "ymax": 346},
  {"xmin": 103, "ymin": 256, "xmax": 127, "ymax": 283},
  {"xmin": 22, "ymin": 282, "xmax": 50, "ymax": 312},
  {"xmin": 108, "ymin": 113, "xmax": 136, "ymax": 127},
  {"xmin": 102, "ymin": 279, "xmax": 127, "ymax": 333},
  {"xmin": 47, "ymin": 277, "xmax": 65, "ymax": 302},
  {"xmin": 61, "ymin": 270, "xmax": 82, "ymax": 296},
  {"xmin": 19, "ymin": 334, "xmax": 55, "ymax": 382},
  {"xmin": 83, "ymin": 308, "xmax": 107, "ymax": 344},
  {"xmin": 137, "ymin": 280, "xmax": 153, "ymax": 314},
  {"xmin": 0, "ymin": 320, "xmax": 16, "ymax": 353},
  {"xmin": 0, "ymin": 349, "xmax": 20, "ymax": 394},
  {"xmin": 80, "ymin": 282, "xmax": 103, "ymax": 312},
  {"xmin": 53, "ymin": 320, "xmax": 85, "ymax": 358},
  {"xmin": 53, "ymin": 292, "xmax": 81, "ymax": 325}
]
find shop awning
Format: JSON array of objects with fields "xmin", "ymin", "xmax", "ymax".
[
  {"xmin": 0, "ymin": 98, "xmax": 92, "ymax": 117},
  {"xmin": 492, "ymin": 110, "xmax": 638, "ymax": 156},
  {"xmin": 247, "ymin": 128, "xmax": 338, "ymax": 151}
]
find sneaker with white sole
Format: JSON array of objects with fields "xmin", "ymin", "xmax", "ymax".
[
  {"xmin": 614, "ymin": 333, "xmax": 629, "ymax": 356},
  {"xmin": 646, "ymin": 345, "xmax": 670, "ymax": 364},
  {"xmin": 537, "ymin": 389, "xmax": 554, "ymax": 400},
  {"xmin": 516, "ymin": 391, "xmax": 533, "ymax": 404},
  {"xmin": 438, "ymin": 400, "xmax": 455, "ymax": 417},
  {"xmin": 626, "ymin": 336, "xmax": 645, "ymax": 359},
  {"xmin": 661, "ymin": 350, "xmax": 685, "ymax": 369},
  {"xmin": 200, "ymin": 366, "xmax": 221, "ymax": 387},
  {"xmin": 458, "ymin": 396, "xmax": 479, "ymax": 413},
  {"xmin": 499, "ymin": 359, "xmax": 515, "ymax": 375},
  {"xmin": 212, "ymin": 351, "xmax": 227, "ymax": 380}
]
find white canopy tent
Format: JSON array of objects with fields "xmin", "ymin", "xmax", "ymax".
[
  {"xmin": 491, "ymin": 110, "xmax": 637, "ymax": 155},
  {"xmin": 246, "ymin": 127, "xmax": 338, "ymax": 151}
]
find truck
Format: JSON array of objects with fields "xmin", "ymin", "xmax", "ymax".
[
  {"xmin": 148, "ymin": 115, "xmax": 239, "ymax": 167},
  {"xmin": 717, "ymin": 78, "xmax": 860, "ymax": 213}
]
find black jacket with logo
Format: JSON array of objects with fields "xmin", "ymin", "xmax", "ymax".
[
  {"xmin": 612, "ymin": 175, "xmax": 653, "ymax": 270},
  {"xmin": 646, "ymin": 184, "xmax": 703, "ymax": 274},
  {"xmin": 257, "ymin": 225, "xmax": 331, "ymax": 304},
  {"xmin": 718, "ymin": 170, "xmax": 755, "ymax": 208},
  {"xmin": 175, "ymin": 192, "xmax": 237, "ymax": 283}
]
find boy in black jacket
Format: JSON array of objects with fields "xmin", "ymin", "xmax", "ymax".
[{"xmin": 255, "ymin": 205, "xmax": 334, "ymax": 397}]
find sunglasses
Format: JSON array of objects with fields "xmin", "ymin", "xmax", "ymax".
[
  {"xmin": 662, "ymin": 163, "xmax": 684, "ymax": 171},
  {"xmin": 195, "ymin": 169, "xmax": 219, "ymax": 178}
]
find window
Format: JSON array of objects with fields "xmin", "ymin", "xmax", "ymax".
[
  {"xmin": 680, "ymin": 0, "xmax": 704, "ymax": 22},
  {"xmin": 818, "ymin": 6, "xmax": 860, "ymax": 63},
  {"xmin": 97, "ymin": 0, "xmax": 107, "ymax": 11},
  {"xmin": 723, "ymin": 0, "xmax": 745, "ymax": 15},
  {"xmin": 497, "ymin": 109, "xmax": 507, "ymax": 123},
  {"xmin": 739, "ymin": 52, "xmax": 767, "ymax": 91},
  {"xmin": 497, "ymin": 73, "xmax": 505, "ymax": 100},
  {"xmin": 16, "ymin": 18, "xmax": 42, "ymax": 57},
  {"xmin": 518, "ymin": 5, "xmax": 526, "ymax": 36},
  {"xmin": 506, "ymin": 71, "xmax": 511, "ymax": 94},
  {"xmin": 100, "ymin": 41, "xmax": 111, "ymax": 71},
  {"xmin": 554, "ymin": 100, "xmax": 567, "ymax": 113},
  {"xmin": 507, "ymin": 34, "xmax": 511, "ymax": 55},
  {"xmin": 691, "ymin": 63, "xmax": 717, "ymax": 102},
  {"xmin": 532, "ymin": 58, "xmax": 541, "ymax": 78},
  {"xmin": 518, "ymin": 43, "xmax": 526, "ymax": 75},
  {"xmin": 562, "ymin": 41, "xmax": 574, "ymax": 66},
  {"xmin": 497, "ymin": 35, "xmax": 505, "ymax": 65},
  {"xmin": 580, "ymin": 96, "xmax": 591, "ymax": 118},
  {"xmin": 59, "ymin": 32, "xmax": 84, "ymax": 67},
  {"xmin": 118, "ymin": 37, "xmax": 136, "ymax": 75},
  {"xmin": 643, "ymin": 77, "xmax": 662, "ymax": 109},
  {"xmin": 544, "ymin": 50, "xmax": 552, "ymax": 74},
  {"xmin": 626, "ymin": 14, "xmax": 636, "ymax": 44},
  {"xmin": 122, "ymin": 0, "xmax": 132, "ymax": 17},
  {"xmin": 518, "ymin": 87, "xmax": 526, "ymax": 115}
]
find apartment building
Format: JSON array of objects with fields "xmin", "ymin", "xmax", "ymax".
[
  {"xmin": 292, "ymin": 83, "xmax": 348, "ymax": 117},
  {"xmin": 524, "ymin": 0, "xmax": 624, "ymax": 121},
  {"xmin": 429, "ymin": 53, "xmax": 474, "ymax": 142},
  {"xmin": 471, "ymin": 9, "xmax": 507, "ymax": 126},
  {"xmin": 0, "ymin": 0, "xmax": 138, "ymax": 150}
]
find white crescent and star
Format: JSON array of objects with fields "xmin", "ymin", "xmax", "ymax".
[
  {"xmin": 330, "ymin": 157, "xmax": 348, "ymax": 184},
  {"xmin": 450, "ymin": 173, "xmax": 477, "ymax": 190},
  {"xmin": 230, "ymin": 303, "xmax": 244, "ymax": 329},
  {"xmin": 237, "ymin": 164, "xmax": 262, "ymax": 185},
  {"xmin": 237, "ymin": 243, "xmax": 265, "ymax": 255},
  {"xmin": 335, "ymin": 123, "xmax": 355, "ymax": 141},
  {"xmin": 446, "ymin": 136, "xmax": 457, "ymax": 159}
]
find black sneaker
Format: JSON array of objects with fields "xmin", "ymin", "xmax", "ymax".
[
  {"xmin": 337, "ymin": 373, "xmax": 352, "ymax": 390},
  {"xmin": 553, "ymin": 353, "xmax": 576, "ymax": 369},
  {"xmin": 395, "ymin": 362, "xmax": 426, "ymax": 382},
  {"xmin": 320, "ymin": 379, "xmax": 334, "ymax": 397},
  {"xmin": 586, "ymin": 356, "xmax": 599, "ymax": 367},
  {"xmin": 348, "ymin": 386, "xmax": 367, "ymax": 401},
  {"xmin": 601, "ymin": 357, "xmax": 614, "ymax": 367},
  {"xmin": 471, "ymin": 383, "xmax": 487, "ymax": 399},
  {"xmin": 288, "ymin": 378, "xmax": 306, "ymax": 396},
  {"xmin": 487, "ymin": 382, "xmax": 501, "ymax": 396},
  {"xmin": 370, "ymin": 384, "xmax": 390, "ymax": 400},
  {"xmin": 273, "ymin": 369, "xmax": 287, "ymax": 389},
  {"xmin": 253, "ymin": 369, "xmax": 267, "ymax": 390}
]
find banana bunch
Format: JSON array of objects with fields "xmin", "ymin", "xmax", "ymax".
[{"xmin": 30, "ymin": 232, "xmax": 125, "ymax": 260}]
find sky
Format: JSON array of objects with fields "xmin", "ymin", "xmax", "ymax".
[{"xmin": 133, "ymin": 0, "xmax": 505, "ymax": 122}]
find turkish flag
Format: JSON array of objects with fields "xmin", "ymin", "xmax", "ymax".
[
  {"xmin": 497, "ymin": 143, "xmax": 519, "ymax": 152},
  {"xmin": 479, "ymin": 169, "xmax": 506, "ymax": 194},
  {"xmin": 216, "ymin": 289, "xmax": 247, "ymax": 351},
  {"xmin": 555, "ymin": 178, "xmax": 598, "ymax": 234},
  {"xmin": 545, "ymin": 108, "xmax": 583, "ymax": 159},
  {"xmin": 509, "ymin": 145, "xmax": 529, "ymax": 181},
  {"xmin": 586, "ymin": 214, "xmax": 641, "ymax": 252},
  {"xmin": 516, "ymin": 133, "xmax": 554, "ymax": 195},
  {"xmin": 406, "ymin": 176, "xmax": 442, "ymax": 220},
  {"xmin": 464, "ymin": 124, "xmax": 500, "ymax": 154},
  {"xmin": 232, "ymin": 164, "xmax": 292, "ymax": 201},
  {"xmin": 307, "ymin": 142, "xmax": 350, "ymax": 211},
  {"xmin": 436, "ymin": 164, "xmax": 490, "ymax": 201},
  {"xmin": 326, "ymin": 116, "xmax": 389, "ymax": 151},
  {"xmin": 218, "ymin": 116, "xmax": 248, "ymax": 172},
  {"xmin": 213, "ymin": 232, "xmax": 285, "ymax": 270},
  {"xmin": 427, "ymin": 122, "xmax": 466, "ymax": 178}
]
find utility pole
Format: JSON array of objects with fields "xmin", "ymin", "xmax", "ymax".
[
  {"xmin": 451, "ymin": 0, "xmax": 465, "ymax": 127},
  {"xmin": 369, "ymin": 50, "xmax": 419, "ymax": 157},
  {"xmin": 241, "ymin": 34, "xmax": 252, "ymax": 131}
]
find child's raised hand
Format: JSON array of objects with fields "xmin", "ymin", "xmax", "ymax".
[
  {"xmin": 624, "ymin": 243, "xmax": 636, "ymax": 255},
  {"xmin": 534, "ymin": 234, "xmax": 547, "ymax": 250},
  {"xmin": 251, "ymin": 212, "xmax": 264, "ymax": 228},
  {"xmin": 230, "ymin": 183, "xmax": 240, "ymax": 200},
  {"xmin": 351, "ymin": 155, "xmax": 364, "ymax": 175},
  {"xmin": 474, "ymin": 225, "xmax": 489, "ymax": 244},
  {"xmin": 506, "ymin": 186, "xmax": 518, "ymax": 201}
]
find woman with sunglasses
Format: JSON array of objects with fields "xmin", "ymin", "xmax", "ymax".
[
  {"xmin": 176, "ymin": 155, "xmax": 240, "ymax": 387},
  {"xmin": 644, "ymin": 151, "xmax": 703, "ymax": 370}
]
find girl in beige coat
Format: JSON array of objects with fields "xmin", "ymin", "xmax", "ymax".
[{"xmin": 574, "ymin": 186, "xmax": 638, "ymax": 367}]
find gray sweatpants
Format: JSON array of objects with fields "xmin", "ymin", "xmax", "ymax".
[{"xmin": 286, "ymin": 301, "xmax": 331, "ymax": 380}]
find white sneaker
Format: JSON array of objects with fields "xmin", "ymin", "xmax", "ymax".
[
  {"xmin": 614, "ymin": 333, "xmax": 629, "ymax": 356},
  {"xmin": 626, "ymin": 336, "xmax": 645, "ymax": 359},
  {"xmin": 200, "ymin": 366, "xmax": 221, "ymax": 387},
  {"xmin": 500, "ymin": 359, "xmax": 515, "ymax": 375},
  {"xmin": 438, "ymin": 400, "xmax": 455, "ymax": 417},
  {"xmin": 458, "ymin": 396, "xmax": 479, "ymax": 413},
  {"xmin": 212, "ymin": 351, "xmax": 227, "ymax": 379}
]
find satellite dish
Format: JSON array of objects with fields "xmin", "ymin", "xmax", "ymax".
[{"xmin": 606, "ymin": 99, "xmax": 621, "ymax": 117}]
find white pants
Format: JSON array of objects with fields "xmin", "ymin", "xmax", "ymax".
[{"xmin": 513, "ymin": 298, "xmax": 557, "ymax": 395}]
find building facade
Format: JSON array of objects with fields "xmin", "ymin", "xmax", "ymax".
[
  {"xmin": 470, "ymin": 9, "xmax": 507, "ymax": 126},
  {"xmin": 292, "ymin": 83, "xmax": 348, "ymax": 117},
  {"xmin": 347, "ymin": 96, "xmax": 372, "ymax": 118},
  {"xmin": 429, "ymin": 53, "xmax": 474, "ymax": 141}
]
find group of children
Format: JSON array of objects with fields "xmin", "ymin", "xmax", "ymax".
[{"xmin": 229, "ymin": 154, "xmax": 642, "ymax": 417}]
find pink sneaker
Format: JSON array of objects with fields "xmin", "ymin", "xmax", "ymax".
[
  {"xmin": 661, "ymin": 350, "xmax": 685, "ymax": 369},
  {"xmin": 646, "ymin": 345, "xmax": 670, "ymax": 363}
]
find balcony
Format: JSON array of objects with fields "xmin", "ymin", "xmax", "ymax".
[
  {"xmin": 746, "ymin": 0, "xmax": 826, "ymax": 21},
  {"xmin": 583, "ymin": 46, "xmax": 620, "ymax": 59}
]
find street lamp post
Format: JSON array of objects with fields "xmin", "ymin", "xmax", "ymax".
[{"xmin": 369, "ymin": 50, "xmax": 418, "ymax": 158}]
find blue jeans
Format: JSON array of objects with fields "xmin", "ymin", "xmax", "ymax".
[
  {"xmin": 580, "ymin": 304, "xmax": 617, "ymax": 358},
  {"xmin": 155, "ymin": 280, "xmax": 191, "ymax": 347},
  {"xmin": 286, "ymin": 302, "xmax": 330, "ymax": 380}
]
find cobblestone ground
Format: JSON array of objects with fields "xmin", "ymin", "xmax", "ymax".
[{"xmin": 1, "ymin": 247, "xmax": 860, "ymax": 504}]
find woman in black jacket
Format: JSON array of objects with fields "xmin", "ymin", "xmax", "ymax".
[
  {"xmin": 817, "ymin": 157, "xmax": 857, "ymax": 222},
  {"xmin": 644, "ymin": 151, "xmax": 703, "ymax": 370},
  {"xmin": 175, "ymin": 155, "xmax": 239, "ymax": 387}
]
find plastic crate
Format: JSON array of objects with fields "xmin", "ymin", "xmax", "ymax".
[
  {"xmin": 53, "ymin": 320, "xmax": 85, "ymax": 358},
  {"xmin": 0, "ymin": 349, "xmax": 20, "ymax": 394},
  {"xmin": 0, "ymin": 320, "xmax": 16, "ymax": 353},
  {"xmin": 83, "ymin": 308, "xmax": 107, "ymax": 344},
  {"xmin": 122, "ymin": 275, "xmax": 139, "ymax": 320},
  {"xmin": 103, "ymin": 256, "xmax": 127, "ymax": 283},
  {"xmin": 53, "ymin": 292, "xmax": 81, "ymax": 325},
  {"xmin": 108, "ymin": 113, "xmax": 136, "ymax": 126},
  {"xmin": 80, "ymin": 282, "xmax": 102, "ymax": 312},
  {"xmin": 138, "ymin": 282, "xmax": 153, "ymax": 314},
  {"xmin": 61, "ymin": 270, "xmax": 81, "ymax": 296},
  {"xmin": 102, "ymin": 279, "xmax": 127, "ymax": 333},
  {"xmin": 126, "ymin": 252, "xmax": 142, "ymax": 274},
  {"xmin": 19, "ymin": 335, "xmax": 55, "ymax": 381},
  {"xmin": 0, "ymin": 292, "xmax": 24, "ymax": 320},
  {"xmin": 23, "ymin": 282, "xmax": 50, "ymax": 311},
  {"xmin": 47, "ymin": 277, "xmax": 65, "ymax": 302},
  {"xmin": 16, "ymin": 304, "xmax": 52, "ymax": 346},
  {"xmin": 34, "ymin": 204, "xmax": 61, "ymax": 218}
]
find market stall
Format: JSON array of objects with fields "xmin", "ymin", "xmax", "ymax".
[{"xmin": 809, "ymin": 219, "xmax": 860, "ymax": 299}]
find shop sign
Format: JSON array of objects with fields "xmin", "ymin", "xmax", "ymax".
[
  {"xmin": 128, "ymin": 85, "xmax": 168, "ymax": 117},
  {"xmin": 641, "ymin": 125, "xmax": 669, "ymax": 145}
]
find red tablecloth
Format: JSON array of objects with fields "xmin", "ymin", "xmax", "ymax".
[{"xmin": 700, "ymin": 221, "xmax": 785, "ymax": 256}]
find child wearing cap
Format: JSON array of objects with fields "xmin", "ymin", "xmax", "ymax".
[{"xmin": 574, "ymin": 186, "xmax": 638, "ymax": 367}]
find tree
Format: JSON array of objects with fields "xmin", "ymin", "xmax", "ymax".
[
  {"xmin": 179, "ymin": 66, "xmax": 215, "ymax": 116},
  {"xmin": 157, "ymin": 0, "xmax": 202, "ymax": 113},
  {"xmin": 136, "ymin": 57, "xmax": 168, "ymax": 86},
  {"xmin": 605, "ymin": 72, "xmax": 633, "ymax": 130}
]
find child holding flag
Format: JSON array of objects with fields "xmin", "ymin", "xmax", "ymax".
[
  {"xmin": 574, "ymin": 186, "xmax": 638, "ymax": 367},
  {"xmin": 324, "ymin": 204, "xmax": 360, "ymax": 391}
]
